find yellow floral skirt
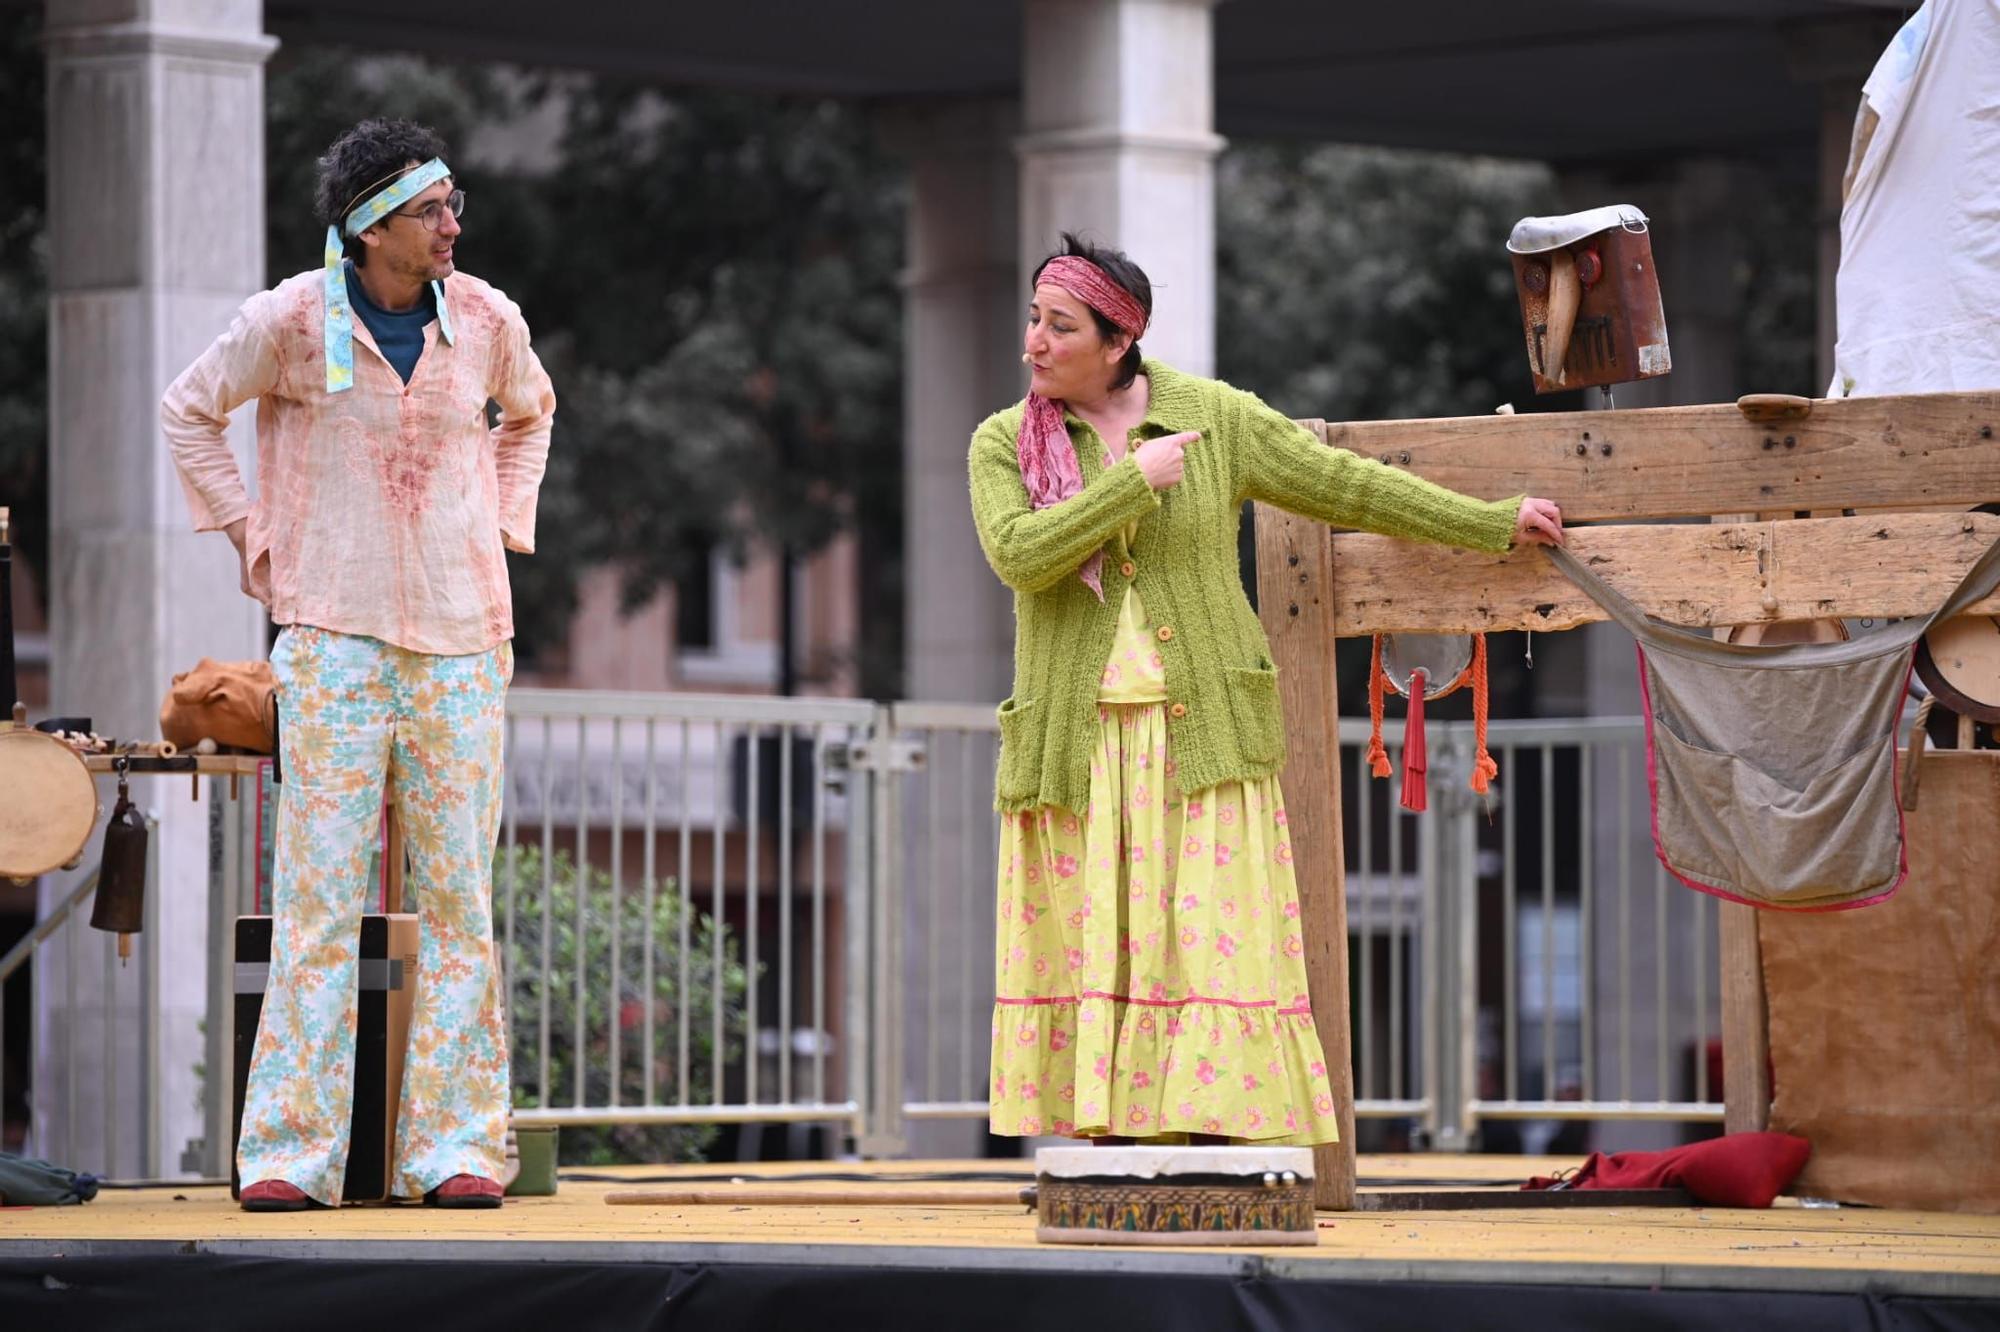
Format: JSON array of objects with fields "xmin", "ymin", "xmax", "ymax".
[{"xmin": 988, "ymin": 703, "xmax": 1340, "ymax": 1144}]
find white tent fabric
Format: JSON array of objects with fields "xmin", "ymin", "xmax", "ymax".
[{"xmin": 1830, "ymin": 0, "xmax": 2000, "ymax": 397}]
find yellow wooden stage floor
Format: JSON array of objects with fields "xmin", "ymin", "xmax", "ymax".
[{"xmin": 7, "ymin": 1156, "xmax": 1999, "ymax": 1298}]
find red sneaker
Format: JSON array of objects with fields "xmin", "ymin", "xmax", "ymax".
[
  {"xmin": 425, "ymin": 1174, "xmax": 504, "ymax": 1209},
  {"xmin": 240, "ymin": 1180, "xmax": 320, "ymax": 1212}
]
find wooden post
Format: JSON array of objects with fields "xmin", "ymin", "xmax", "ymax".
[
  {"xmin": 1718, "ymin": 904, "xmax": 1771, "ymax": 1133},
  {"xmin": 1714, "ymin": 507, "xmax": 1773, "ymax": 1137},
  {"xmin": 385, "ymin": 802, "xmax": 408, "ymax": 913},
  {"xmin": 1253, "ymin": 500, "xmax": 1357, "ymax": 1211}
]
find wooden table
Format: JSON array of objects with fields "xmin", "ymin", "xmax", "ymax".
[{"xmin": 83, "ymin": 752, "xmax": 268, "ymax": 802}]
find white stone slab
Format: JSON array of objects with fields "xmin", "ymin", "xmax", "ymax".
[{"xmin": 1036, "ymin": 1144, "xmax": 1314, "ymax": 1180}]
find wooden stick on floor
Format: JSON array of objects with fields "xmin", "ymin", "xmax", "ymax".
[{"xmin": 606, "ymin": 1185, "xmax": 1033, "ymax": 1208}]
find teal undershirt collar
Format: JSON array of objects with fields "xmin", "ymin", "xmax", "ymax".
[{"xmin": 322, "ymin": 157, "xmax": 456, "ymax": 393}]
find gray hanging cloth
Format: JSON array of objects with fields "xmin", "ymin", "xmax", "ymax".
[{"xmin": 1544, "ymin": 536, "xmax": 2000, "ymax": 911}]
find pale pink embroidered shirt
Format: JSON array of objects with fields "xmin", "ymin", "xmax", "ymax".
[{"xmin": 162, "ymin": 268, "xmax": 555, "ymax": 656}]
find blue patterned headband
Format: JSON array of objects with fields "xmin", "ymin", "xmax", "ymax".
[{"xmin": 322, "ymin": 157, "xmax": 457, "ymax": 392}]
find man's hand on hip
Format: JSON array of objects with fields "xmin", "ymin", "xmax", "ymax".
[{"xmin": 223, "ymin": 518, "xmax": 261, "ymax": 600}]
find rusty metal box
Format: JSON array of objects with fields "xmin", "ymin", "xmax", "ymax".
[{"xmin": 1508, "ymin": 205, "xmax": 1670, "ymax": 395}]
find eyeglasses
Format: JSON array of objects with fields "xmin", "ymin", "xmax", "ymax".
[{"xmin": 391, "ymin": 189, "xmax": 466, "ymax": 232}]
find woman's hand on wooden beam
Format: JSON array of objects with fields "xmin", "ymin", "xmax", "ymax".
[{"xmin": 1514, "ymin": 497, "xmax": 1566, "ymax": 547}]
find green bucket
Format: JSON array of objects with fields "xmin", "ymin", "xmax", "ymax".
[{"xmin": 506, "ymin": 1125, "xmax": 559, "ymax": 1197}]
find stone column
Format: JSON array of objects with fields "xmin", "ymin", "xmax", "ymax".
[
  {"xmin": 1019, "ymin": 0, "xmax": 1224, "ymax": 376},
  {"xmin": 880, "ymin": 99, "xmax": 1022, "ymax": 1160},
  {"xmin": 892, "ymin": 99, "xmax": 1022, "ymax": 708},
  {"xmin": 39, "ymin": 0, "xmax": 274, "ymax": 1176}
]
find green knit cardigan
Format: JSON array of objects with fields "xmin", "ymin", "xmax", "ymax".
[{"xmin": 968, "ymin": 359, "xmax": 1522, "ymax": 814}]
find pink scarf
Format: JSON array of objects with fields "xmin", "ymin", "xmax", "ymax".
[{"xmin": 1018, "ymin": 255, "xmax": 1151, "ymax": 599}]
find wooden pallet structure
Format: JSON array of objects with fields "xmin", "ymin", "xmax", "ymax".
[{"xmin": 1254, "ymin": 388, "xmax": 2000, "ymax": 1209}]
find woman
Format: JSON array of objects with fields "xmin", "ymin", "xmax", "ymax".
[{"xmin": 970, "ymin": 234, "xmax": 1564, "ymax": 1146}]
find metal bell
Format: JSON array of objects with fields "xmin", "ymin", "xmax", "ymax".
[{"xmin": 90, "ymin": 762, "xmax": 149, "ymax": 963}]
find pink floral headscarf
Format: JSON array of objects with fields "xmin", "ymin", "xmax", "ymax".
[{"xmin": 1018, "ymin": 255, "xmax": 1151, "ymax": 599}]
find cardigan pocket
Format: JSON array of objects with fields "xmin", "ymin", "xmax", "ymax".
[
  {"xmin": 1224, "ymin": 666, "xmax": 1283, "ymax": 764},
  {"xmin": 995, "ymin": 696, "xmax": 1040, "ymax": 801}
]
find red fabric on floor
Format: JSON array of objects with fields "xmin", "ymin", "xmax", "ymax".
[{"xmin": 1523, "ymin": 1132, "xmax": 1811, "ymax": 1208}]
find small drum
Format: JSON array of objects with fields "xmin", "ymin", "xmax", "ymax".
[
  {"xmin": 1915, "ymin": 614, "xmax": 2000, "ymax": 723},
  {"xmin": 1913, "ymin": 503, "xmax": 2000, "ymax": 723},
  {"xmin": 0, "ymin": 720, "xmax": 99, "ymax": 880},
  {"xmin": 1033, "ymin": 1145, "xmax": 1317, "ymax": 1246}
]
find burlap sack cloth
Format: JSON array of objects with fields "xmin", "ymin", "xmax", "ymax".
[
  {"xmin": 158, "ymin": 658, "xmax": 277, "ymax": 754},
  {"xmin": 1760, "ymin": 748, "xmax": 2000, "ymax": 1213}
]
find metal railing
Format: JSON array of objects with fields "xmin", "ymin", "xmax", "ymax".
[
  {"xmin": 1448, "ymin": 717, "xmax": 1725, "ymax": 1148},
  {"xmin": 879, "ymin": 702, "xmax": 1002, "ymax": 1129},
  {"xmin": 497, "ymin": 689, "xmax": 881, "ymax": 1143},
  {"xmin": 882, "ymin": 709, "xmax": 1726, "ymax": 1151},
  {"xmin": 5, "ymin": 693, "xmax": 1728, "ymax": 1173},
  {"xmin": 0, "ymin": 814, "xmax": 164, "ymax": 1177}
]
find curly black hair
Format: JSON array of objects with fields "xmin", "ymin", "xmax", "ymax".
[
  {"xmin": 1031, "ymin": 231, "xmax": 1154, "ymax": 392},
  {"xmin": 314, "ymin": 118, "xmax": 451, "ymax": 266}
]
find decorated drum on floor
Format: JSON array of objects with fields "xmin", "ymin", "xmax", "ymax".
[{"xmin": 1033, "ymin": 1146, "xmax": 1317, "ymax": 1246}]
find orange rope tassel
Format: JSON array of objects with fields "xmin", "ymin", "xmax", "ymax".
[
  {"xmin": 1470, "ymin": 634, "xmax": 1499, "ymax": 795},
  {"xmin": 1367, "ymin": 636, "xmax": 1393, "ymax": 779}
]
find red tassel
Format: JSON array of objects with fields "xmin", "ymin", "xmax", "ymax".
[
  {"xmin": 1400, "ymin": 669, "xmax": 1428, "ymax": 812},
  {"xmin": 1366, "ymin": 636, "xmax": 1393, "ymax": 779},
  {"xmin": 1470, "ymin": 634, "xmax": 1499, "ymax": 795}
]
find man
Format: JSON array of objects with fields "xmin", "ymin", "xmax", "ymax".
[{"xmin": 162, "ymin": 118, "xmax": 554, "ymax": 1211}]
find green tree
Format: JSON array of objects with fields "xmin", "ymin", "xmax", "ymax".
[
  {"xmin": 498, "ymin": 845, "xmax": 750, "ymax": 1164},
  {"xmin": 259, "ymin": 52, "xmax": 908, "ymax": 690},
  {"xmin": 1215, "ymin": 143, "xmax": 1561, "ymax": 716},
  {"xmin": 1217, "ymin": 139, "xmax": 1819, "ymax": 420},
  {"xmin": 1216, "ymin": 142, "xmax": 1557, "ymax": 422},
  {"xmin": 1735, "ymin": 175, "xmax": 1819, "ymax": 398},
  {"xmin": 263, "ymin": 52, "xmax": 511, "ymax": 283},
  {"xmin": 485, "ymin": 82, "xmax": 906, "ymax": 689},
  {"xmin": 1213, "ymin": 142, "xmax": 1820, "ymax": 718}
]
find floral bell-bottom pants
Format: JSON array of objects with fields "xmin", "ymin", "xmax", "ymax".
[{"xmin": 236, "ymin": 626, "xmax": 512, "ymax": 1205}]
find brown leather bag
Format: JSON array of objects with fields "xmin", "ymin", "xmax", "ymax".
[{"xmin": 159, "ymin": 658, "xmax": 278, "ymax": 753}]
